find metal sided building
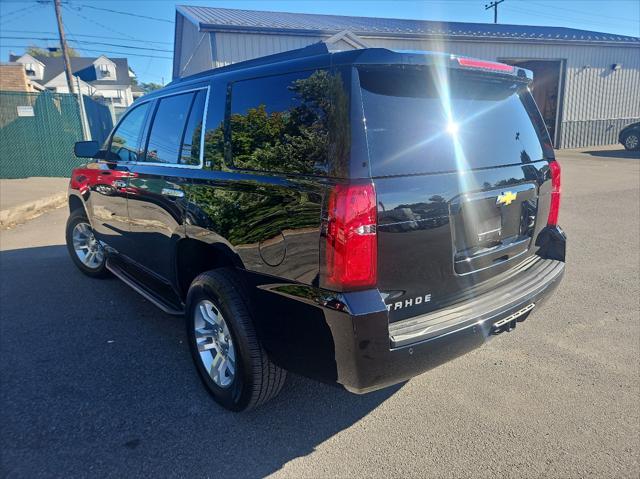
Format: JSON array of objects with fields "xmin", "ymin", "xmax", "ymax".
[{"xmin": 173, "ymin": 5, "xmax": 640, "ymax": 149}]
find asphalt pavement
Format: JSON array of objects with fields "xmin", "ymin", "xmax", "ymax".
[{"xmin": 1, "ymin": 147, "xmax": 638, "ymax": 478}]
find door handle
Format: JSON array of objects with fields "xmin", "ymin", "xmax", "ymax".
[{"xmin": 161, "ymin": 188, "xmax": 185, "ymax": 198}]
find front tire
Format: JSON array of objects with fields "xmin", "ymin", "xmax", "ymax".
[
  {"xmin": 623, "ymin": 132, "xmax": 639, "ymax": 151},
  {"xmin": 186, "ymin": 269, "xmax": 286, "ymax": 411},
  {"xmin": 65, "ymin": 209, "xmax": 110, "ymax": 278}
]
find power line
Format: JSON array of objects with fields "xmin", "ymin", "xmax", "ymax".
[
  {"xmin": 1, "ymin": 29, "xmax": 173, "ymax": 45},
  {"xmin": 1, "ymin": 36, "xmax": 173, "ymax": 52},
  {"xmin": 2, "ymin": 44, "xmax": 171, "ymax": 81},
  {"xmin": 70, "ymin": 3, "xmax": 173, "ymax": 24},
  {"xmin": 72, "ymin": 40, "xmax": 171, "ymax": 53},
  {"xmin": 3, "ymin": 43, "xmax": 173, "ymax": 60},
  {"xmin": 56, "ymin": 15, "xmax": 170, "ymax": 83},
  {"xmin": 62, "ymin": 4, "xmax": 144, "ymax": 42},
  {"xmin": 528, "ymin": 1, "xmax": 639, "ymax": 24},
  {"xmin": 62, "ymin": 18, "xmax": 86, "ymax": 56},
  {"xmin": 0, "ymin": 2, "xmax": 43, "ymax": 26},
  {"xmin": 0, "ymin": 3, "xmax": 37, "ymax": 19},
  {"xmin": 503, "ymin": 4, "xmax": 637, "ymax": 32}
]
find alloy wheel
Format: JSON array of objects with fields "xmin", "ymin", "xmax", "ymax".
[
  {"xmin": 624, "ymin": 134, "xmax": 639, "ymax": 150},
  {"xmin": 194, "ymin": 299, "xmax": 236, "ymax": 388},
  {"xmin": 72, "ymin": 222, "xmax": 104, "ymax": 269}
]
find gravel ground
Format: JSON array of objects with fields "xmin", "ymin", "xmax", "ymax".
[{"xmin": 1, "ymin": 147, "xmax": 638, "ymax": 478}]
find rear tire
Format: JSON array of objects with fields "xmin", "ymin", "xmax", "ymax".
[
  {"xmin": 186, "ymin": 269, "xmax": 286, "ymax": 411},
  {"xmin": 65, "ymin": 209, "xmax": 110, "ymax": 278},
  {"xmin": 623, "ymin": 132, "xmax": 639, "ymax": 151}
]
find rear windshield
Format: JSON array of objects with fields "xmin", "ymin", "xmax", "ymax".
[{"xmin": 358, "ymin": 66, "xmax": 552, "ymax": 177}]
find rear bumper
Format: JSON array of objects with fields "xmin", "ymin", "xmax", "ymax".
[
  {"xmin": 335, "ymin": 257, "xmax": 565, "ymax": 394},
  {"xmin": 255, "ymin": 254, "xmax": 565, "ymax": 395}
]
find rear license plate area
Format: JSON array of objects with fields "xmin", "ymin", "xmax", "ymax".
[{"xmin": 450, "ymin": 184, "xmax": 538, "ymax": 274}]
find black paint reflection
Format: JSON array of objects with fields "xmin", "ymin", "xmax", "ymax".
[
  {"xmin": 225, "ymin": 69, "xmax": 349, "ymax": 176},
  {"xmin": 378, "ymin": 194, "xmax": 450, "ymax": 232},
  {"xmin": 184, "ymin": 69, "xmax": 349, "ymax": 284}
]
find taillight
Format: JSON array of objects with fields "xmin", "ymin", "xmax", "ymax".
[
  {"xmin": 547, "ymin": 160, "xmax": 561, "ymax": 226},
  {"xmin": 456, "ymin": 57, "xmax": 514, "ymax": 72},
  {"xmin": 325, "ymin": 183, "xmax": 377, "ymax": 290}
]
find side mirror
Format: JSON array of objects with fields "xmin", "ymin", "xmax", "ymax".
[{"xmin": 74, "ymin": 140, "xmax": 100, "ymax": 158}]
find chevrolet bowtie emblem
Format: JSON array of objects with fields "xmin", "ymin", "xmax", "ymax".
[{"xmin": 496, "ymin": 191, "xmax": 517, "ymax": 206}]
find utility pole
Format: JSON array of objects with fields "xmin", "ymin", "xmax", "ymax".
[
  {"xmin": 485, "ymin": 0, "xmax": 504, "ymax": 24},
  {"xmin": 53, "ymin": 0, "xmax": 75, "ymax": 94}
]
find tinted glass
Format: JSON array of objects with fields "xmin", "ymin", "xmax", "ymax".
[
  {"xmin": 359, "ymin": 67, "xmax": 552, "ymax": 177},
  {"xmin": 229, "ymin": 69, "xmax": 338, "ymax": 175},
  {"xmin": 109, "ymin": 102, "xmax": 149, "ymax": 162},
  {"xmin": 145, "ymin": 92, "xmax": 194, "ymax": 164},
  {"xmin": 179, "ymin": 89, "xmax": 206, "ymax": 165}
]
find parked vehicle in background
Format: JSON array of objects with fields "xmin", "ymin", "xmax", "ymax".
[
  {"xmin": 619, "ymin": 121, "xmax": 640, "ymax": 151},
  {"xmin": 66, "ymin": 44, "xmax": 566, "ymax": 412}
]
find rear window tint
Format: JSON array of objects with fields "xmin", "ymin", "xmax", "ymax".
[{"xmin": 359, "ymin": 67, "xmax": 551, "ymax": 177}]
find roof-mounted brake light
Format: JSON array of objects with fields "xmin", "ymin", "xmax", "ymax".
[{"xmin": 456, "ymin": 57, "xmax": 514, "ymax": 72}]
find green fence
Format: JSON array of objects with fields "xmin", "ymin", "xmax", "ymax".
[
  {"xmin": 0, "ymin": 91, "xmax": 108, "ymax": 178},
  {"xmin": 83, "ymin": 95, "xmax": 114, "ymax": 146}
]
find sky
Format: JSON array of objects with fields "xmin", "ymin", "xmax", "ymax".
[{"xmin": 1, "ymin": 0, "xmax": 639, "ymax": 84}]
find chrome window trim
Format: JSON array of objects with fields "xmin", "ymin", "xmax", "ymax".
[{"xmin": 109, "ymin": 85, "xmax": 210, "ymax": 170}]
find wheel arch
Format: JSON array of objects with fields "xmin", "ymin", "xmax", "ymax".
[
  {"xmin": 68, "ymin": 193, "xmax": 85, "ymax": 214},
  {"xmin": 175, "ymin": 238, "xmax": 245, "ymax": 300}
]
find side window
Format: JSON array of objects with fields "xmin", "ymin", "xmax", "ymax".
[
  {"xmin": 179, "ymin": 89, "xmax": 207, "ymax": 165},
  {"xmin": 228, "ymin": 69, "xmax": 339, "ymax": 175},
  {"xmin": 144, "ymin": 91, "xmax": 201, "ymax": 165},
  {"xmin": 109, "ymin": 102, "xmax": 150, "ymax": 162}
]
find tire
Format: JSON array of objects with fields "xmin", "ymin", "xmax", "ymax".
[
  {"xmin": 622, "ymin": 132, "xmax": 640, "ymax": 151},
  {"xmin": 65, "ymin": 209, "xmax": 110, "ymax": 278},
  {"xmin": 186, "ymin": 269, "xmax": 286, "ymax": 411}
]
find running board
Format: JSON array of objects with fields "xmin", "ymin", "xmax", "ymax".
[{"xmin": 106, "ymin": 259, "xmax": 184, "ymax": 316}]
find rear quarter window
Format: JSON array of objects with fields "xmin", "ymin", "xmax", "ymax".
[
  {"xmin": 359, "ymin": 67, "xmax": 552, "ymax": 177},
  {"xmin": 227, "ymin": 69, "xmax": 349, "ymax": 176}
]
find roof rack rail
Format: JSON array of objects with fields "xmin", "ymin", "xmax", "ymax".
[{"xmin": 171, "ymin": 42, "xmax": 331, "ymax": 84}]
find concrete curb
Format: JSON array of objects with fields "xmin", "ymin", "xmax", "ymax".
[{"xmin": 0, "ymin": 192, "xmax": 67, "ymax": 229}]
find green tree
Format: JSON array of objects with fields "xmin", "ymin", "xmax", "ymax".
[
  {"xmin": 228, "ymin": 69, "xmax": 349, "ymax": 176},
  {"xmin": 26, "ymin": 45, "xmax": 78, "ymax": 57},
  {"xmin": 139, "ymin": 82, "xmax": 163, "ymax": 93}
]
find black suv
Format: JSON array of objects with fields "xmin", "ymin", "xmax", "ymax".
[{"xmin": 67, "ymin": 44, "xmax": 566, "ymax": 411}]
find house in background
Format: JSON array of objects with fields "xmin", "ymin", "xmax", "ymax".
[
  {"xmin": 0, "ymin": 62, "xmax": 45, "ymax": 92},
  {"xmin": 8, "ymin": 53, "xmax": 141, "ymax": 107}
]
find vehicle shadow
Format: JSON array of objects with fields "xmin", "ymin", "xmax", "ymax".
[
  {"xmin": 0, "ymin": 245, "xmax": 401, "ymax": 477},
  {"xmin": 582, "ymin": 149, "xmax": 640, "ymax": 159}
]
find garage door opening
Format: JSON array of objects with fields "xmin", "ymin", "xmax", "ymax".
[{"xmin": 500, "ymin": 59, "xmax": 565, "ymax": 147}]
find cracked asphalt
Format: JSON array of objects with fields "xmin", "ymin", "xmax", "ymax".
[{"xmin": 1, "ymin": 147, "xmax": 638, "ymax": 478}]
